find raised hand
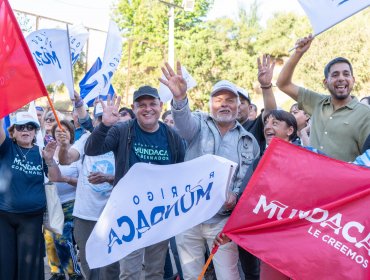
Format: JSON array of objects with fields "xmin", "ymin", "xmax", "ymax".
[
  {"xmin": 101, "ymin": 94, "xmax": 121, "ymax": 126},
  {"xmin": 42, "ymin": 141, "xmax": 57, "ymax": 161},
  {"xmin": 294, "ymin": 34, "xmax": 314, "ymax": 55},
  {"xmin": 159, "ymin": 61, "xmax": 187, "ymax": 101},
  {"xmin": 257, "ymin": 54, "xmax": 275, "ymax": 87}
]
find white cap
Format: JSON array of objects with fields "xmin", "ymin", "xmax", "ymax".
[
  {"xmin": 12, "ymin": 112, "xmax": 40, "ymax": 128},
  {"xmin": 210, "ymin": 80, "xmax": 238, "ymax": 97}
]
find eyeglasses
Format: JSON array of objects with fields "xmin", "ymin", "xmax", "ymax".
[
  {"xmin": 44, "ymin": 117, "xmax": 56, "ymax": 122},
  {"xmin": 120, "ymin": 111, "xmax": 128, "ymax": 117},
  {"xmin": 15, "ymin": 124, "xmax": 36, "ymax": 132}
]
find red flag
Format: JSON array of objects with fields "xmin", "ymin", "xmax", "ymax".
[
  {"xmin": 0, "ymin": 0, "xmax": 48, "ymax": 118},
  {"xmin": 223, "ymin": 139, "xmax": 370, "ymax": 280}
]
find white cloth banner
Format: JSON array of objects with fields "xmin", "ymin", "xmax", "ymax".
[
  {"xmin": 159, "ymin": 66, "xmax": 197, "ymax": 103},
  {"xmin": 26, "ymin": 25, "xmax": 88, "ymax": 100},
  {"xmin": 298, "ymin": 0, "xmax": 370, "ymax": 35},
  {"xmin": 26, "ymin": 29, "xmax": 74, "ymax": 99},
  {"xmin": 83, "ymin": 21, "xmax": 122, "ymax": 103},
  {"xmin": 86, "ymin": 154, "xmax": 237, "ymax": 268},
  {"xmin": 69, "ymin": 24, "xmax": 89, "ymax": 65}
]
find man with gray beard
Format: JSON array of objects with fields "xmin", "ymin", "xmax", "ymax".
[{"xmin": 160, "ymin": 63, "xmax": 260, "ymax": 280}]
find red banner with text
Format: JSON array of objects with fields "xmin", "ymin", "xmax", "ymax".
[{"xmin": 224, "ymin": 139, "xmax": 370, "ymax": 280}]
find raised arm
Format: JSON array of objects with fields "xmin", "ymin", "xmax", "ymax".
[
  {"xmin": 276, "ymin": 35, "xmax": 314, "ymax": 101},
  {"xmin": 84, "ymin": 94, "xmax": 121, "ymax": 156},
  {"xmin": 0, "ymin": 119, "xmax": 6, "ymax": 146},
  {"xmin": 43, "ymin": 141, "xmax": 77, "ymax": 186},
  {"xmin": 160, "ymin": 62, "xmax": 200, "ymax": 142},
  {"xmin": 73, "ymin": 91, "xmax": 88, "ymax": 120},
  {"xmin": 58, "ymin": 129, "xmax": 81, "ymax": 165},
  {"xmin": 257, "ymin": 54, "xmax": 277, "ymax": 118}
]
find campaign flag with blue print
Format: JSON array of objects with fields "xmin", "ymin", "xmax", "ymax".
[
  {"xmin": 86, "ymin": 154, "xmax": 236, "ymax": 268},
  {"xmin": 81, "ymin": 21, "xmax": 122, "ymax": 103},
  {"xmin": 25, "ymin": 25, "xmax": 88, "ymax": 100},
  {"xmin": 79, "ymin": 57, "xmax": 115, "ymax": 107},
  {"xmin": 298, "ymin": 0, "xmax": 370, "ymax": 35},
  {"xmin": 26, "ymin": 29, "xmax": 75, "ymax": 99}
]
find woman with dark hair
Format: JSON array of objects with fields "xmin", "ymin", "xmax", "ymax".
[
  {"xmin": 0, "ymin": 112, "xmax": 46, "ymax": 280},
  {"xmin": 162, "ymin": 110, "xmax": 175, "ymax": 127},
  {"xmin": 42, "ymin": 120, "xmax": 82, "ymax": 280},
  {"xmin": 289, "ymin": 103, "xmax": 310, "ymax": 146},
  {"xmin": 263, "ymin": 110, "xmax": 298, "ymax": 145}
]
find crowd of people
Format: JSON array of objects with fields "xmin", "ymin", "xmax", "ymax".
[{"xmin": 0, "ymin": 36, "xmax": 369, "ymax": 280}]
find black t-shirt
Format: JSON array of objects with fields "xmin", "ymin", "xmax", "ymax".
[
  {"xmin": 242, "ymin": 114, "xmax": 265, "ymax": 155},
  {"xmin": 129, "ymin": 121, "xmax": 172, "ymax": 166}
]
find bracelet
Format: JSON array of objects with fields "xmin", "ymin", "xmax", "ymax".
[
  {"xmin": 260, "ymin": 83, "xmax": 272, "ymax": 89},
  {"xmin": 74, "ymin": 99, "xmax": 84, "ymax": 108}
]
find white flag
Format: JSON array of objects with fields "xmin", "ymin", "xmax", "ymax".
[
  {"xmin": 86, "ymin": 154, "xmax": 236, "ymax": 268},
  {"xmin": 26, "ymin": 29, "xmax": 75, "ymax": 99},
  {"xmin": 298, "ymin": 0, "xmax": 370, "ymax": 35},
  {"xmin": 69, "ymin": 24, "xmax": 89, "ymax": 65},
  {"xmin": 82, "ymin": 21, "xmax": 122, "ymax": 103},
  {"xmin": 159, "ymin": 66, "xmax": 197, "ymax": 103}
]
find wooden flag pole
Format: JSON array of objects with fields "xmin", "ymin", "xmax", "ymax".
[
  {"xmin": 46, "ymin": 94, "xmax": 63, "ymax": 130},
  {"xmin": 197, "ymin": 246, "xmax": 219, "ymax": 280}
]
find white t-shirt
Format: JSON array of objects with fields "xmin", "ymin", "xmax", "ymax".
[
  {"xmin": 71, "ymin": 133, "xmax": 115, "ymax": 221},
  {"xmin": 55, "ymin": 159, "xmax": 79, "ymax": 204}
]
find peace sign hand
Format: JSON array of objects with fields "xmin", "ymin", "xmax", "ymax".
[
  {"xmin": 159, "ymin": 61, "xmax": 187, "ymax": 101},
  {"xmin": 101, "ymin": 94, "xmax": 121, "ymax": 126}
]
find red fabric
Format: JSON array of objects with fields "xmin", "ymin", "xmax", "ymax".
[
  {"xmin": 0, "ymin": 0, "xmax": 47, "ymax": 118},
  {"xmin": 223, "ymin": 138, "xmax": 370, "ymax": 280}
]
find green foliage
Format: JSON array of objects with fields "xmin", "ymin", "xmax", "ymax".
[{"xmin": 112, "ymin": 0, "xmax": 370, "ymax": 110}]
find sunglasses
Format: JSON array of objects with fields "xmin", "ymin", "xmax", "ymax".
[
  {"xmin": 120, "ymin": 111, "xmax": 129, "ymax": 117},
  {"xmin": 15, "ymin": 123, "xmax": 36, "ymax": 132},
  {"xmin": 44, "ymin": 117, "xmax": 56, "ymax": 122}
]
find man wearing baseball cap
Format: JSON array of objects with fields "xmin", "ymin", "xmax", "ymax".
[
  {"xmin": 160, "ymin": 62, "xmax": 260, "ymax": 280},
  {"xmin": 84, "ymin": 87, "xmax": 185, "ymax": 279}
]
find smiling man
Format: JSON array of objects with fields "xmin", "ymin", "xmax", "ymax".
[
  {"xmin": 84, "ymin": 87, "xmax": 185, "ymax": 280},
  {"xmin": 160, "ymin": 62, "xmax": 260, "ymax": 280},
  {"xmin": 276, "ymin": 35, "xmax": 370, "ymax": 162}
]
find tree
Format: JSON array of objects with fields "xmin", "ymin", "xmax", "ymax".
[
  {"xmin": 113, "ymin": 0, "xmax": 213, "ymax": 105},
  {"xmin": 111, "ymin": 0, "xmax": 370, "ymax": 110}
]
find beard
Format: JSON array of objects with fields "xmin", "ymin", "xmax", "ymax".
[
  {"xmin": 328, "ymin": 88, "xmax": 351, "ymax": 100},
  {"xmin": 327, "ymin": 83, "xmax": 352, "ymax": 101},
  {"xmin": 211, "ymin": 111, "xmax": 238, "ymax": 124}
]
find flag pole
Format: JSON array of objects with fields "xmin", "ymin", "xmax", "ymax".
[
  {"xmin": 197, "ymin": 246, "xmax": 219, "ymax": 280},
  {"xmin": 46, "ymin": 95, "xmax": 63, "ymax": 130},
  {"xmin": 66, "ymin": 24, "xmax": 75, "ymax": 100}
]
